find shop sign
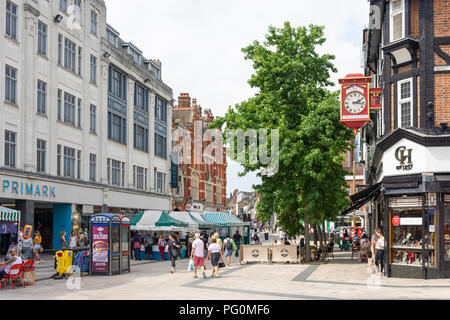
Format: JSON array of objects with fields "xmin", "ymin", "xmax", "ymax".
[
  {"xmin": 1, "ymin": 179, "xmax": 56, "ymax": 198},
  {"xmin": 400, "ymin": 217, "xmax": 422, "ymax": 226},
  {"xmin": 0, "ymin": 222, "xmax": 17, "ymax": 234},
  {"xmin": 92, "ymin": 225, "xmax": 109, "ymax": 272},
  {"xmin": 185, "ymin": 204, "xmax": 192, "ymax": 211},
  {"xmin": 392, "ymin": 216, "xmax": 400, "ymax": 226},
  {"xmin": 394, "ymin": 146, "xmax": 413, "ymax": 171}
]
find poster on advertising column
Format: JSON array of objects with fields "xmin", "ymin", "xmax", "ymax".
[{"xmin": 92, "ymin": 225, "xmax": 109, "ymax": 273}]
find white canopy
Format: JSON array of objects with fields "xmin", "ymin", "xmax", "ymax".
[
  {"xmin": 169, "ymin": 211, "xmax": 200, "ymax": 231},
  {"xmin": 130, "ymin": 210, "xmax": 186, "ymax": 232}
]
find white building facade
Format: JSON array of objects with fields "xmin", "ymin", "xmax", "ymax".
[{"xmin": 0, "ymin": 0, "xmax": 173, "ymax": 250}]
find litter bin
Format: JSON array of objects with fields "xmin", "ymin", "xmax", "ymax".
[
  {"xmin": 264, "ymin": 232, "xmax": 269, "ymax": 241},
  {"xmin": 54, "ymin": 250, "xmax": 73, "ymax": 278}
]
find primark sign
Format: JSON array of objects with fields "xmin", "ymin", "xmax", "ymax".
[{"xmin": 1, "ymin": 179, "xmax": 56, "ymax": 199}]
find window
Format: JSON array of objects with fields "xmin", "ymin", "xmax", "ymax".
[
  {"xmin": 37, "ymin": 80, "xmax": 47, "ymax": 114},
  {"xmin": 64, "ymin": 38, "xmax": 76, "ymax": 72},
  {"xmin": 36, "ymin": 139, "xmax": 46, "ymax": 173},
  {"xmin": 63, "ymin": 146, "xmax": 75, "ymax": 178},
  {"xmin": 155, "ymin": 96, "xmax": 167, "ymax": 123},
  {"xmin": 106, "ymin": 28, "xmax": 119, "ymax": 48},
  {"xmin": 108, "ymin": 66, "xmax": 127, "ymax": 100},
  {"xmin": 191, "ymin": 174, "xmax": 199, "ymax": 201},
  {"xmin": 108, "ymin": 66, "xmax": 127, "ymax": 144},
  {"xmin": 90, "ymin": 10, "xmax": 97, "ymax": 35},
  {"xmin": 77, "ymin": 150, "xmax": 81, "ymax": 179},
  {"xmin": 90, "ymin": 104, "xmax": 96, "ymax": 133},
  {"xmin": 134, "ymin": 124, "xmax": 148, "ymax": 152},
  {"xmin": 398, "ymin": 78, "xmax": 413, "ymax": 128},
  {"xmin": 58, "ymin": 34, "xmax": 63, "ymax": 65},
  {"xmin": 134, "ymin": 83, "xmax": 148, "ymax": 112},
  {"xmin": 216, "ymin": 182, "xmax": 222, "ymax": 204},
  {"xmin": 156, "ymin": 172, "xmax": 165, "ymax": 194},
  {"xmin": 390, "ymin": 0, "xmax": 404, "ymax": 42},
  {"xmin": 74, "ymin": 0, "xmax": 82, "ymax": 24},
  {"xmin": 155, "ymin": 133, "xmax": 167, "ymax": 158},
  {"xmin": 134, "ymin": 166, "xmax": 145, "ymax": 190},
  {"xmin": 57, "ymin": 89, "xmax": 62, "ymax": 120},
  {"xmin": 149, "ymin": 63, "xmax": 161, "ymax": 80},
  {"xmin": 206, "ymin": 182, "xmax": 213, "ymax": 203},
  {"xmin": 5, "ymin": 65, "xmax": 17, "ymax": 104},
  {"xmin": 109, "ymin": 113, "xmax": 126, "ymax": 143},
  {"xmin": 6, "ymin": 0, "xmax": 17, "ymax": 40},
  {"xmin": 89, "ymin": 153, "xmax": 96, "ymax": 182},
  {"xmin": 111, "ymin": 159, "xmax": 121, "ymax": 186},
  {"xmin": 444, "ymin": 199, "xmax": 450, "ymax": 261},
  {"xmin": 4, "ymin": 130, "xmax": 16, "ymax": 167},
  {"xmin": 37, "ymin": 21, "xmax": 47, "ymax": 56},
  {"xmin": 77, "ymin": 98, "xmax": 82, "ymax": 128},
  {"xmin": 78, "ymin": 47, "xmax": 82, "ymax": 76},
  {"xmin": 90, "ymin": 55, "xmax": 97, "ymax": 84},
  {"xmin": 57, "ymin": 144, "xmax": 62, "ymax": 176},
  {"xmin": 64, "ymin": 92, "xmax": 76, "ymax": 125},
  {"xmin": 59, "ymin": 0, "xmax": 67, "ymax": 12}
]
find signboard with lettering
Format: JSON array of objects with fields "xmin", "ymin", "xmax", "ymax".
[{"xmin": 92, "ymin": 225, "xmax": 109, "ymax": 273}]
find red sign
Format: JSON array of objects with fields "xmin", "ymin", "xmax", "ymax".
[{"xmin": 392, "ymin": 216, "xmax": 400, "ymax": 226}]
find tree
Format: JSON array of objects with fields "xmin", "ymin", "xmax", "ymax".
[{"xmin": 212, "ymin": 22, "xmax": 353, "ymax": 262}]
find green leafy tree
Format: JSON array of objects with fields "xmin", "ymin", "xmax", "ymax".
[{"xmin": 212, "ymin": 22, "xmax": 353, "ymax": 261}]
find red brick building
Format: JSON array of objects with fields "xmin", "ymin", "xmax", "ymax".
[{"xmin": 172, "ymin": 93, "xmax": 227, "ymax": 212}]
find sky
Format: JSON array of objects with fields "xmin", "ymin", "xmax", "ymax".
[{"xmin": 106, "ymin": 0, "xmax": 369, "ymax": 195}]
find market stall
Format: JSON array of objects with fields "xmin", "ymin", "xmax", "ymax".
[
  {"xmin": 202, "ymin": 212, "xmax": 250, "ymax": 244},
  {"xmin": 169, "ymin": 211, "xmax": 216, "ymax": 232},
  {"xmin": 130, "ymin": 210, "xmax": 189, "ymax": 260},
  {"xmin": 0, "ymin": 206, "xmax": 21, "ymax": 257}
]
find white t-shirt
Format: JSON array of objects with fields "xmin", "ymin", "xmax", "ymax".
[
  {"xmin": 376, "ymin": 237, "xmax": 385, "ymax": 250},
  {"xmin": 208, "ymin": 243, "xmax": 221, "ymax": 253},
  {"xmin": 5, "ymin": 255, "xmax": 22, "ymax": 274},
  {"xmin": 192, "ymin": 238, "xmax": 204, "ymax": 257}
]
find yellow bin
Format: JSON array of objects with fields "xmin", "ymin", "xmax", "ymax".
[{"xmin": 55, "ymin": 250, "xmax": 74, "ymax": 276}]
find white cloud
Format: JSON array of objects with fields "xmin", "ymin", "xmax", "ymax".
[{"xmin": 106, "ymin": 0, "xmax": 369, "ymax": 193}]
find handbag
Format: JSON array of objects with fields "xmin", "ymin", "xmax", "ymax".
[
  {"xmin": 218, "ymin": 261, "xmax": 226, "ymax": 268},
  {"xmin": 39, "ymin": 246, "xmax": 44, "ymax": 253}
]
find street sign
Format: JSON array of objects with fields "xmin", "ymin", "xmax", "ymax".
[
  {"xmin": 392, "ymin": 215, "xmax": 400, "ymax": 226},
  {"xmin": 170, "ymin": 152, "xmax": 178, "ymax": 188}
]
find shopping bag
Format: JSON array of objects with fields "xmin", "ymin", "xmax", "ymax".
[
  {"xmin": 188, "ymin": 259, "xmax": 194, "ymax": 271},
  {"xmin": 23, "ymin": 271, "xmax": 35, "ymax": 286}
]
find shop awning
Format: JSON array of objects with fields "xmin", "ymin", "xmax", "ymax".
[
  {"xmin": 202, "ymin": 212, "xmax": 249, "ymax": 227},
  {"xmin": 189, "ymin": 212, "xmax": 217, "ymax": 229},
  {"xmin": 169, "ymin": 211, "xmax": 216, "ymax": 229},
  {"xmin": 131, "ymin": 210, "xmax": 185, "ymax": 231},
  {"xmin": 341, "ymin": 182, "xmax": 382, "ymax": 216},
  {"xmin": 0, "ymin": 206, "xmax": 20, "ymax": 222}
]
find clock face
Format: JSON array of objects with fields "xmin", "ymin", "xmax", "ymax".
[{"xmin": 344, "ymin": 91, "xmax": 367, "ymax": 114}]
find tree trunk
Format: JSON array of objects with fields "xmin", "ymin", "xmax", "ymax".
[
  {"xmin": 322, "ymin": 221, "xmax": 327, "ymax": 244},
  {"xmin": 317, "ymin": 224, "xmax": 323, "ymax": 248},
  {"xmin": 304, "ymin": 212, "xmax": 311, "ymax": 262}
]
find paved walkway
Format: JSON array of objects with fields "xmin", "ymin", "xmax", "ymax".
[{"xmin": 1, "ymin": 249, "xmax": 449, "ymax": 299}]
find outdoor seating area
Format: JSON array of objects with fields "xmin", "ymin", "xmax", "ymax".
[{"xmin": 0, "ymin": 259, "xmax": 36, "ymax": 289}]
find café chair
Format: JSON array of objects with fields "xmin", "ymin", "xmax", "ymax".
[{"xmin": 1, "ymin": 262, "xmax": 25, "ymax": 289}]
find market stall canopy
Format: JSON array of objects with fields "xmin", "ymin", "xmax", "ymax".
[
  {"xmin": 189, "ymin": 212, "xmax": 217, "ymax": 229},
  {"xmin": 155, "ymin": 211, "xmax": 189, "ymax": 228},
  {"xmin": 202, "ymin": 212, "xmax": 249, "ymax": 227},
  {"xmin": 0, "ymin": 206, "xmax": 20, "ymax": 222},
  {"xmin": 131, "ymin": 210, "xmax": 186, "ymax": 231},
  {"xmin": 169, "ymin": 211, "xmax": 216, "ymax": 229}
]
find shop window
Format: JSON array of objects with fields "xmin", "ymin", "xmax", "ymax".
[{"xmin": 445, "ymin": 199, "xmax": 450, "ymax": 261}]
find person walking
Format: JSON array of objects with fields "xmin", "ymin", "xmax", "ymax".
[
  {"xmin": 132, "ymin": 233, "xmax": 141, "ymax": 260},
  {"xmin": 223, "ymin": 234, "xmax": 234, "ymax": 267},
  {"xmin": 78, "ymin": 232, "xmax": 87, "ymax": 247},
  {"xmin": 69, "ymin": 232, "xmax": 78, "ymax": 248},
  {"xmin": 60, "ymin": 231, "xmax": 68, "ymax": 249},
  {"xmin": 167, "ymin": 233, "xmax": 181, "ymax": 273},
  {"xmin": 33, "ymin": 231, "xmax": 42, "ymax": 261},
  {"xmin": 374, "ymin": 228, "xmax": 385, "ymax": 276},
  {"xmin": 144, "ymin": 233, "xmax": 153, "ymax": 260},
  {"xmin": 233, "ymin": 230, "xmax": 242, "ymax": 258},
  {"xmin": 22, "ymin": 234, "xmax": 33, "ymax": 260},
  {"xmin": 208, "ymin": 237, "xmax": 222, "ymax": 278},
  {"xmin": 190, "ymin": 232, "xmax": 206, "ymax": 279},
  {"xmin": 200, "ymin": 233, "xmax": 209, "ymax": 269},
  {"xmin": 157, "ymin": 234, "xmax": 166, "ymax": 261}
]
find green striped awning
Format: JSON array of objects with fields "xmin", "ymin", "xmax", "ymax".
[
  {"xmin": 202, "ymin": 212, "xmax": 249, "ymax": 227},
  {"xmin": 0, "ymin": 206, "xmax": 20, "ymax": 222}
]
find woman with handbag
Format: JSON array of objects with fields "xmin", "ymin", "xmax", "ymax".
[
  {"xmin": 33, "ymin": 231, "xmax": 42, "ymax": 261},
  {"xmin": 167, "ymin": 233, "xmax": 181, "ymax": 273}
]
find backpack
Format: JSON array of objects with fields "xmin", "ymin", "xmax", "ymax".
[{"xmin": 226, "ymin": 238, "xmax": 233, "ymax": 251}]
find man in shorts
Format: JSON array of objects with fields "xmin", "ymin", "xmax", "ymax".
[{"xmin": 190, "ymin": 233, "xmax": 206, "ymax": 279}]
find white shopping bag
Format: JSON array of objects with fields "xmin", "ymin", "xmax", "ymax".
[{"xmin": 188, "ymin": 258, "xmax": 194, "ymax": 271}]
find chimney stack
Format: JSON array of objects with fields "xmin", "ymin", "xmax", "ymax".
[{"xmin": 178, "ymin": 93, "xmax": 191, "ymax": 108}]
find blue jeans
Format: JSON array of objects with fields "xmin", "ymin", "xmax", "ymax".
[
  {"xmin": 134, "ymin": 248, "xmax": 140, "ymax": 260},
  {"xmin": 235, "ymin": 243, "xmax": 240, "ymax": 257}
]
